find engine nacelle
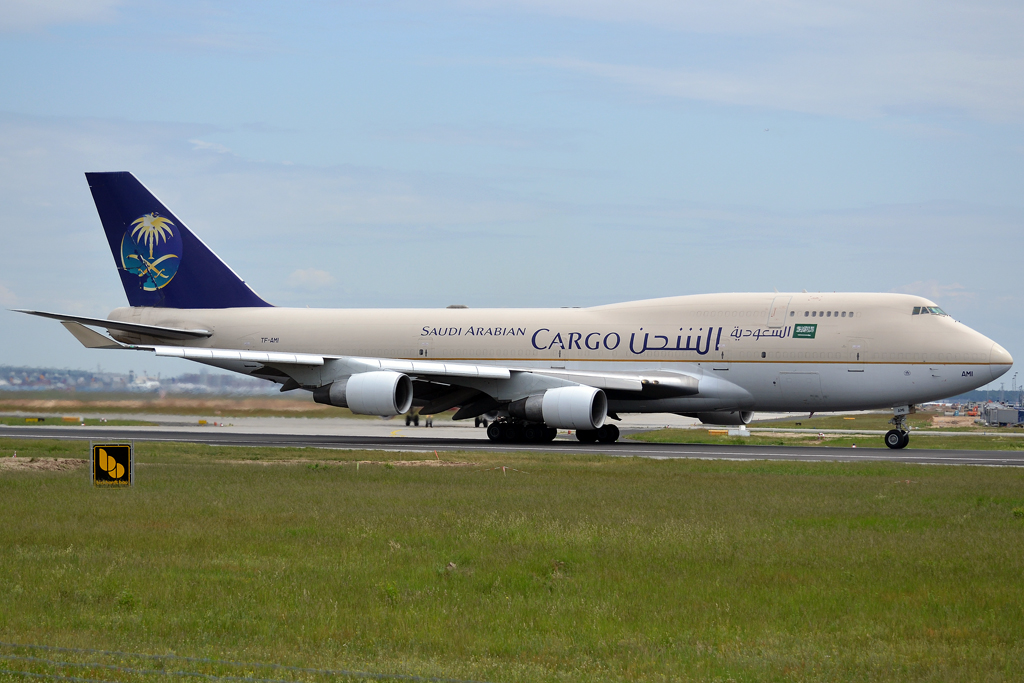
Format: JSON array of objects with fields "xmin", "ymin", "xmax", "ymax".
[
  {"xmin": 312, "ymin": 371, "xmax": 413, "ymax": 416},
  {"xmin": 508, "ymin": 386, "xmax": 607, "ymax": 430},
  {"xmin": 694, "ymin": 410, "xmax": 753, "ymax": 426}
]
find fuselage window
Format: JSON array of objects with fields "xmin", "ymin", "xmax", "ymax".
[
  {"xmin": 849, "ymin": 312, "xmax": 854, "ymax": 317},
  {"xmin": 826, "ymin": 311, "xmax": 831, "ymax": 317},
  {"xmin": 819, "ymin": 311, "xmax": 824, "ymax": 317},
  {"xmin": 912, "ymin": 306, "xmax": 921, "ymax": 315},
  {"xmin": 804, "ymin": 311, "xmax": 809, "ymax": 317},
  {"xmin": 812, "ymin": 311, "xmax": 816, "ymax": 317},
  {"xmin": 790, "ymin": 311, "xmax": 795, "ymax": 317},
  {"xmin": 841, "ymin": 311, "xmax": 846, "ymax": 317},
  {"xmin": 834, "ymin": 311, "xmax": 839, "ymax": 317}
]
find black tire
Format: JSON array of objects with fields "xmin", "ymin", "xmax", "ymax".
[
  {"xmin": 544, "ymin": 427, "xmax": 558, "ymax": 442},
  {"xmin": 576, "ymin": 429, "xmax": 598, "ymax": 443},
  {"xmin": 597, "ymin": 424, "xmax": 620, "ymax": 443},
  {"xmin": 505, "ymin": 423, "xmax": 524, "ymax": 443},
  {"xmin": 413, "ymin": 415, "xmax": 419, "ymax": 427},
  {"xmin": 523, "ymin": 423, "xmax": 543, "ymax": 442},
  {"xmin": 487, "ymin": 422, "xmax": 503, "ymax": 442},
  {"xmin": 884, "ymin": 429, "xmax": 903, "ymax": 449},
  {"xmin": 405, "ymin": 415, "xmax": 412, "ymax": 426},
  {"xmin": 898, "ymin": 431, "xmax": 910, "ymax": 449},
  {"xmin": 475, "ymin": 417, "xmax": 482, "ymax": 428}
]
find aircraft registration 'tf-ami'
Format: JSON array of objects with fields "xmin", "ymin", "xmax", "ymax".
[{"xmin": 19, "ymin": 173, "xmax": 1013, "ymax": 449}]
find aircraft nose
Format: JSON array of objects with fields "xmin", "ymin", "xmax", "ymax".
[{"xmin": 989, "ymin": 342, "xmax": 1013, "ymax": 382}]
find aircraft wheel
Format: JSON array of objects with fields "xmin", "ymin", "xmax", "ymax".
[
  {"xmin": 898, "ymin": 431, "xmax": 910, "ymax": 449},
  {"xmin": 487, "ymin": 422, "xmax": 504, "ymax": 442},
  {"xmin": 523, "ymin": 423, "xmax": 543, "ymax": 442},
  {"xmin": 597, "ymin": 424, "xmax": 620, "ymax": 443},
  {"xmin": 576, "ymin": 429, "xmax": 598, "ymax": 443},
  {"xmin": 544, "ymin": 427, "xmax": 558, "ymax": 442},
  {"xmin": 884, "ymin": 429, "xmax": 904, "ymax": 449},
  {"xmin": 505, "ymin": 422, "xmax": 524, "ymax": 443}
]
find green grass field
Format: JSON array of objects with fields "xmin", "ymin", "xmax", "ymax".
[
  {"xmin": 0, "ymin": 392, "xmax": 463, "ymax": 421},
  {"xmin": 0, "ymin": 417, "xmax": 156, "ymax": 427},
  {"xmin": 2, "ymin": 438, "xmax": 1024, "ymax": 682},
  {"xmin": 752, "ymin": 411, "xmax": 1015, "ymax": 433},
  {"xmin": 756, "ymin": 412, "xmax": 932, "ymax": 430},
  {"xmin": 629, "ymin": 429, "xmax": 1024, "ymax": 451}
]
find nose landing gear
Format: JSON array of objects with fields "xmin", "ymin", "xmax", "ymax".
[
  {"xmin": 884, "ymin": 429, "xmax": 909, "ymax": 449},
  {"xmin": 884, "ymin": 407, "xmax": 911, "ymax": 449}
]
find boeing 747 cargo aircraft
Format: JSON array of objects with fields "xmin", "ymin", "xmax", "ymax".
[{"xmin": 18, "ymin": 173, "xmax": 1013, "ymax": 449}]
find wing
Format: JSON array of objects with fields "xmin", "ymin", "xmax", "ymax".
[{"xmin": 48, "ymin": 322, "xmax": 699, "ymax": 410}]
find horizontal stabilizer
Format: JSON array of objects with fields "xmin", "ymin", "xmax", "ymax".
[
  {"xmin": 60, "ymin": 322, "xmax": 124, "ymax": 349},
  {"xmin": 16, "ymin": 310, "xmax": 211, "ymax": 340}
]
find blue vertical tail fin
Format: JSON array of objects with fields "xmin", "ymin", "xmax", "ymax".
[{"xmin": 86, "ymin": 172, "xmax": 272, "ymax": 309}]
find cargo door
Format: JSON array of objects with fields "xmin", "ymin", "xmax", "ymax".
[
  {"xmin": 767, "ymin": 295, "xmax": 792, "ymax": 328},
  {"xmin": 778, "ymin": 372, "xmax": 822, "ymax": 406},
  {"xmin": 847, "ymin": 338, "xmax": 867, "ymax": 373}
]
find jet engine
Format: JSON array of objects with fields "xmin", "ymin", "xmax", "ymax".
[
  {"xmin": 693, "ymin": 410, "xmax": 753, "ymax": 426},
  {"xmin": 313, "ymin": 371, "xmax": 413, "ymax": 416},
  {"xmin": 507, "ymin": 386, "xmax": 607, "ymax": 430}
]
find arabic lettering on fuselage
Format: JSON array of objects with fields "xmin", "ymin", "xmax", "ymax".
[
  {"xmin": 729, "ymin": 326, "xmax": 792, "ymax": 341},
  {"xmin": 530, "ymin": 327, "xmax": 723, "ymax": 356},
  {"xmin": 422, "ymin": 325, "xmax": 788, "ymax": 355},
  {"xmin": 627, "ymin": 327, "xmax": 722, "ymax": 356}
]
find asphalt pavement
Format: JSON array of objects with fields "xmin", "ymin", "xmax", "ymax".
[{"xmin": 2, "ymin": 425, "xmax": 1022, "ymax": 467}]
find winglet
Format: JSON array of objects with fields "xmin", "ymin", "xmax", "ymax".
[{"xmin": 61, "ymin": 322, "xmax": 125, "ymax": 349}]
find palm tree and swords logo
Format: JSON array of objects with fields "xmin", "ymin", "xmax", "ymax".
[{"xmin": 120, "ymin": 212, "xmax": 182, "ymax": 290}]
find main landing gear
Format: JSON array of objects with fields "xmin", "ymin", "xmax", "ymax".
[
  {"xmin": 486, "ymin": 420, "xmax": 557, "ymax": 443},
  {"xmin": 884, "ymin": 408, "xmax": 911, "ymax": 449},
  {"xmin": 485, "ymin": 420, "xmax": 622, "ymax": 444},
  {"xmin": 575, "ymin": 424, "xmax": 620, "ymax": 444}
]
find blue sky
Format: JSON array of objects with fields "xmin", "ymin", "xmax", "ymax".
[{"xmin": 0, "ymin": 1, "xmax": 1021, "ymax": 388}]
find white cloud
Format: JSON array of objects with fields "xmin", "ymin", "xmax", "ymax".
[
  {"xmin": 893, "ymin": 281, "xmax": 975, "ymax": 303},
  {"xmin": 467, "ymin": 0, "xmax": 1024, "ymax": 121},
  {"xmin": 189, "ymin": 139, "xmax": 233, "ymax": 154},
  {"xmin": 0, "ymin": 0, "xmax": 123, "ymax": 31},
  {"xmin": 543, "ymin": 48, "xmax": 1024, "ymax": 121},
  {"xmin": 0, "ymin": 284, "xmax": 16, "ymax": 306},
  {"xmin": 373, "ymin": 123, "xmax": 575, "ymax": 151},
  {"xmin": 286, "ymin": 269, "xmax": 335, "ymax": 291},
  {"xmin": 470, "ymin": 0, "xmax": 1024, "ymax": 44},
  {"xmin": 460, "ymin": 0, "xmax": 858, "ymax": 33}
]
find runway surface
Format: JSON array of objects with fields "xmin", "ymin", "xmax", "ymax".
[{"xmin": 3, "ymin": 425, "xmax": 1023, "ymax": 467}]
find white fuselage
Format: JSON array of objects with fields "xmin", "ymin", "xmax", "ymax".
[{"xmin": 108, "ymin": 292, "xmax": 1011, "ymax": 414}]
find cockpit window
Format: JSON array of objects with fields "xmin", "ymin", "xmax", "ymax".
[{"xmin": 913, "ymin": 306, "xmax": 947, "ymax": 316}]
